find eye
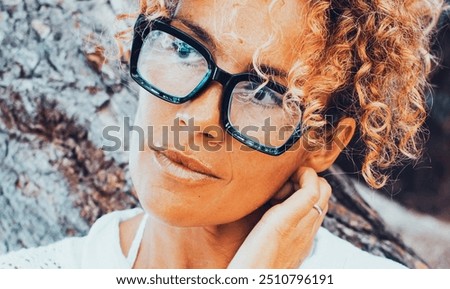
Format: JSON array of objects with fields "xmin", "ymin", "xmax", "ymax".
[
  {"xmin": 242, "ymin": 82, "xmax": 283, "ymax": 108},
  {"xmin": 172, "ymin": 40, "xmax": 194, "ymax": 59},
  {"xmin": 171, "ymin": 39, "xmax": 204, "ymax": 62},
  {"xmin": 147, "ymin": 32, "xmax": 204, "ymax": 63}
]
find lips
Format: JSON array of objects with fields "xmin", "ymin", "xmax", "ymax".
[
  {"xmin": 150, "ymin": 145, "xmax": 221, "ymax": 181},
  {"xmin": 160, "ymin": 150, "xmax": 219, "ymax": 179}
]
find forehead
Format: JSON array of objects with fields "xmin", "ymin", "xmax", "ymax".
[{"xmin": 174, "ymin": 0, "xmax": 305, "ymax": 72}]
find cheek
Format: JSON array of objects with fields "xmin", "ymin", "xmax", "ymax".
[
  {"xmin": 129, "ymin": 94, "xmax": 173, "ymax": 213},
  {"xmin": 132, "ymin": 92, "xmax": 182, "ymax": 153},
  {"xmin": 223, "ymin": 151, "xmax": 301, "ymax": 211},
  {"xmin": 135, "ymin": 92, "xmax": 176, "ymax": 130}
]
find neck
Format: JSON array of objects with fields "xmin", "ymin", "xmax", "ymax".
[{"xmin": 133, "ymin": 205, "xmax": 268, "ymax": 269}]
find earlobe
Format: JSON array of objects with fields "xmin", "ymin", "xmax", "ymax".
[{"xmin": 302, "ymin": 117, "xmax": 356, "ymax": 172}]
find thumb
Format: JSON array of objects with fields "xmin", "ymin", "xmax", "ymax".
[{"xmin": 289, "ymin": 166, "xmax": 312, "ymax": 190}]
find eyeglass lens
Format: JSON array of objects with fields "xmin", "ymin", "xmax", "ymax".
[
  {"xmin": 137, "ymin": 29, "xmax": 302, "ymax": 148},
  {"xmin": 138, "ymin": 30, "xmax": 210, "ymax": 98}
]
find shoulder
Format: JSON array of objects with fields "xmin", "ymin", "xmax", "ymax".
[
  {"xmin": 80, "ymin": 207, "xmax": 144, "ymax": 268},
  {"xmin": 300, "ymin": 227, "xmax": 407, "ymax": 269},
  {"xmin": 0, "ymin": 208, "xmax": 143, "ymax": 269}
]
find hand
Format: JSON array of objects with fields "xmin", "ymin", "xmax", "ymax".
[{"xmin": 227, "ymin": 167, "xmax": 331, "ymax": 268}]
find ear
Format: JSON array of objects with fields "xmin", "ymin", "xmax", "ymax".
[{"xmin": 302, "ymin": 117, "xmax": 356, "ymax": 172}]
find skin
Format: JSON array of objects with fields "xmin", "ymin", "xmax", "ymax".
[{"xmin": 123, "ymin": 0, "xmax": 356, "ymax": 268}]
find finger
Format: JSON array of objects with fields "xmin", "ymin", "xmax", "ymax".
[
  {"xmin": 287, "ymin": 177, "xmax": 330, "ymax": 223},
  {"xmin": 280, "ymin": 179, "xmax": 331, "ymax": 265},
  {"xmin": 274, "ymin": 167, "xmax": 321, "ymax": 221},
  {"xmin": 288, "ymin": 166, "xmax": 307, "ymax": 191},
  {"xmin": 311, "ymin": 202, "xmax": 328, "ymax": 233},
  {"xmin": 298, "ymin": 178, "xmax": 331, "ymax": 227},
  {"xmin": 294, "ymin": 167, "xmax": 321, "ymax": 207},
  {"xmin": 310, "ymin": 204, "xmax": 328, "ymax": 242},
  {"xmin": 315, "ymin": 177, "xmax": 332, "ymax": 212},
  {"xmin": 307, "ymin": 178, "xmax": 331, "ymax": 218},
  {"xmin": 294, "ymin": 202, "xmax": 328, "ymax": 241}
]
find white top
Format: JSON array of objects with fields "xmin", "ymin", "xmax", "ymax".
[{"xmin": 0, "ymin": 208, "xmax": 406, "ymax": 269}]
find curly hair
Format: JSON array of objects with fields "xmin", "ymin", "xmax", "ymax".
[{"xmin": 118, "ymin": 0, "xmax": 445, "ymax": 188}]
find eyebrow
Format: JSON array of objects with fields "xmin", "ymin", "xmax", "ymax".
[
  {"xmin": 173, "ymin": 17, "xmax": 288, "ymax": 79},
  {"xmin": 173, "ymin": 16, "xmax": 217, "ymax": 50},
  {"xmin": 255, "ymin": 64, "xmax": 288, "ymax": 78}
]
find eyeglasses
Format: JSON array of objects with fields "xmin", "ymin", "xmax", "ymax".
[{"xmin": 130, "ymin": 14, "xmax": 304, "ymax": 156}]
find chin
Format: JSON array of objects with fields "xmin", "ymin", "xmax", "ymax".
[
  {"xmin": 146, "ymin": 206, "xmax": 213, "ymax": 227},
  {"xmin": 139, "ymin": 189, "xmax": 253, "ymax": 228},
  {"xmin": 137, "ymin": 187, "xmax": 208, "ymax": 227}
]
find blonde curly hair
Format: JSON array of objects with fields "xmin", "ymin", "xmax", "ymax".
[{"xmin": 118, "ymin": 0, "xmax": 445, "ymax": 188}]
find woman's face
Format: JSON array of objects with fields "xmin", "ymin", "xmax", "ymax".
[{"xmin": 130, "ymin": 0, "xmax": 309, "ymax": 226}]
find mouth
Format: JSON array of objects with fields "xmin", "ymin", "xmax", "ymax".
[{"xmin": 151, "ymin": 148, "xmax": 220, "ymax": 182}]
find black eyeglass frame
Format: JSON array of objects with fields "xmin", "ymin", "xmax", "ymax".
[{"xmin": 130, "ymin": 14, "xmax": 305, "ymax": 156}]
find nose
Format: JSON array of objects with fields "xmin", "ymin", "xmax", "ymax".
[{"xmin": 175, "ymin": 82, "xmax": 225, "ymax": 147}]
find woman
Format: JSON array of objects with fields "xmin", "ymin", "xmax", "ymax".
[{"xmin": 0, "ymin": 0, "xmax": 445, "ymax": 268}]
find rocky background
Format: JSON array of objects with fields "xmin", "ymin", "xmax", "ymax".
[{"xmin": 0, "ymin": 0, "xmax": 449, "ymax": 268}]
